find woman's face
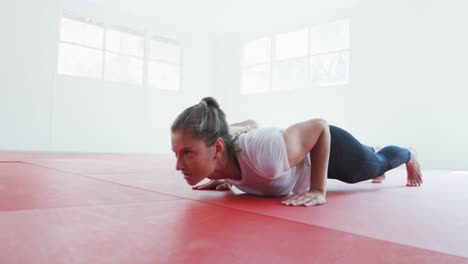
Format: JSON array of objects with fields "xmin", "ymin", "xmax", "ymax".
[{"xmin": 171, "ymin": 131, "xmax": 218, "ymax": 186}]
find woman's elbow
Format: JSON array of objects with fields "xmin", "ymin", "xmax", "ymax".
[
  {"xmin": 247, "ymin": 119, "xmax": 258, "ymax": 128},
  {"xmin": 308, "ymin": 118, "xmax": 329, "ymax": 130}
]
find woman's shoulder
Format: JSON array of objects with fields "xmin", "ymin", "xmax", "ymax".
[
  {"xmin": 241, "ymin": 127, "xmax": 283, "ymax": 138},
  {"xmin": 238, "ymin": 127, "xmax": 285, "ymax": 152},
  {"xmin": 237, "ymin": 127, "xmax": 289, "ymax": 178}
]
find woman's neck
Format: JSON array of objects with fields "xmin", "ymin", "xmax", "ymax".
[{"xmin": 212, "ymin": 154, "xmax": 242, "ymax": 181}]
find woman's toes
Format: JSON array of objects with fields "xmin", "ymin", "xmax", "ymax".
[
  {"xmin": 406, "ymin": 179, "xmax": 419, "ymax": 186},
  {"xmin": 371, "ymin": 174, "xmax": 386, "ymax": 183}
]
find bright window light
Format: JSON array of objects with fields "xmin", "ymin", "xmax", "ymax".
[
  {"xmin": 243, "ymin": 37, "xmax": 271, "ymax": 65},
  {"xmin": 310, "ymin": 20, "xmax": 349, "ymax": 55},
  {"xmin": 310, "ymin": 20, "xmax": 349, "ymax": 86},
  {"xmin": 272, "ymin": 57, "xmax": 309, "ymax": 91},
  {"xmin": 274, "ymin": 29, "xmax": 309, "ymax": 60},
  {"xmin": 240, "ymin": 19, "xmax": 349, "ymax": 93},
  {"xmin": 57, "ymin": 16, "xmax": 181, "ymax": 90},
  {"xmin": 241, "ymin": 64, "xmax": 270, "ymax": 94},
  {"xmin": 104, "ymin": 52, "xmax": 143, "ymax": 85},
  {"xmin": 58, "ymin": 17, "xmax": 103, "ymax": 79},
  {"xmin": 148, "ymin": 39, "xmax": 181, "ymax": 91},
  {"xmin": 150, "ymin": 40, "xmax": 180, "ymax": 64},
  {"xmin": 241, "ymin": 37, "xmax": 271, "ymax": 94},
  {"xmin": 58, "ymin": 43, "xmax": 102, "ymax": 79},
  {"xmin": 310, "ymin": 51, "xmax": 349, "ymax": 86},
  {"xmin": 106, "ymin": 29, "xmax": 144, "ymax": 57},
  {"xmin": 60, "ymin": 17, "xmax": 103, "ymax": 48},
  {"xmin": 104, "ymin": 28, "xmax": 144, "ymax": 84}
]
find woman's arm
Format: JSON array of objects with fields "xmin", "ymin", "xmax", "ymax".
[
  {"xmin": 229, "ymin": 120, "xmax": 258, "ymax": 139},
  {"xmin": 281, "ymin": 119, "xmax": 330, "ymax": 206},
  {"xmin": 230, "ymin": 119, "xmax": 258, "ymax": 128}
]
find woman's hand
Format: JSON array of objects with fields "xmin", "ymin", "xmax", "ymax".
[
  {"xmin": 282, "ymin": 119, "xmax": 330, "ymax": 203},
  {"xmin": 281, "ymin": 190, "xmax": 326, "ymax": 207},
  {"xmin": 192, "ymin": 179, "xmax": 231, "ymax": 191}
]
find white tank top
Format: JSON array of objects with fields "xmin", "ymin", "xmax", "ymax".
[{"xmin": 226, "ymin": 127, "xmax": 311, "ymax": 196}]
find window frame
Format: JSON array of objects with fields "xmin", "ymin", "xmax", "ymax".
[
  {"xmin": 103, "ymin": 25, "xmax": 145, "ymax": 85},
  {"xmin": 57, "ymin": 14, "xmax": 182, "ymax": 91},
  {"xmin": 147, "ymin": 37, "xmax": 182, "ymax": 91},
  {"xmin": 241, "ymin": 19, "xmax": 350, "ymax": 94},
  {"xmin": 57, "ymin": 15, "xmax": 105, "ymax": 80}
]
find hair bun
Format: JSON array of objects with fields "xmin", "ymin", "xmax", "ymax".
[{"xmin": 201, "ymin": 97, "xmax": 220, "ymax": 109}]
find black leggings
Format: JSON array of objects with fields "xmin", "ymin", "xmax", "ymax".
[{"xmin": 327, "ymin": 125, "xmax": 411, "ymax": 183}]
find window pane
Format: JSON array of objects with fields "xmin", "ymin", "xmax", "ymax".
[
  {"xmin": 60, "ymin": 17, "xmax": 103, "ymax": 48},
  {"xmin": 106, "ymin": 29, "xmax": 144, "ymax": 57},
  {"xmin": 104, "ymin": 52, "xmax": 143, "ymax": 84},
  {"xmin": 150, "ymin": 39, "xmax": 180, "ymax": 64},
  {"xmin": 241, "ymin": 64, "xmax": 270, "ymax": 94},
  {"xmin": 148, "ymin": 61, "xmax": 180, "ymax": 91},
  {"xmin": 243, "ymin": 37, "xmax": 271, "ymax": 65},
  {"xmin": 310, "ymin": 51, "xmax": 349, "ymax": 86},
  {"xmin": 58, "ymin": 43, "xmax": 102, "ymax": 79},
  {"xmin": 310, "ymin": 20, "xmax": 349, "ymax": 54},
  {"xmin": 274, "ymin": 29, "xmax": 309, "ymax": 60},
  {"xmin": 272, "ymin": 57, "xmax": 308, "ymax": 91}
]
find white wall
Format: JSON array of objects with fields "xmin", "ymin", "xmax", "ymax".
[
  {"xmin": 2, "ymin": 0, "xmax": 467, "ymax": 169},
  {"xmin": 0, "ymin": 1, "xmax": 58, "ymax": 151},
  {"xmin": 213, "ymin": 0, "xmax": 468, "ymax": 170},
  {"xmin": 0, "ymin": 0, "xmax": 213, "ymax": 154}
]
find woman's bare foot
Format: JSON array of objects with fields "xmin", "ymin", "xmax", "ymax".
[
  {"xmin": 372, "ymin": 174, "xmax": 386, "ymax": 183},
  {"xmin": 406, "ymin": 147, "xmax": 423, "ymax": 186},
  {"xmin": 371, "ymin": 146, "xmax": 386, "ymax": 183}
]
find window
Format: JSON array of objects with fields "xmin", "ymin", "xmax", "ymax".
[
  {"xmin": 104, "ymin": 28, "xmax": 144, "ymax": 85},
  {"xmin": 241, "ymin": 19, "xmax": 349, "ymax": 94},
  {"xmin": 148, "ymin": 38, "xmax": 181, "ymax": 91},
  {"xmin": 57, "ymin": 15, "xmax": 181, "ymax": 90},
  {"xmin": 58, "ymin": 17, "xmax": 103, "ymax": 79},
  {"xmin": 241, "ymin": 37, "xmax": 271, "ymax": 94},
  {"xmin": 272, "ymin": 29, "xmax": 309, "ymax": 91},
  {"xmin": 309, "ymin": 20, "xmax": 349, "ymax": 86}
]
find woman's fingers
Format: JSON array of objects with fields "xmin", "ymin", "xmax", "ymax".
[
  {"xmin": 193, "ymin": 180, "xmax": 230, "ymax": 191},
  {"xmin": 193, "ymin": 180, "xmax": 218, "ymax": 190},
  {"xmin": 215, "ymin": 182, "xmax": 231, "ymax": 191},
  {"xmin": 281, "ymin": 191, "xmax": 326, "ymax": 207},
  {"xmin": 281, "ymin": 194, "xmax": 299, "ymax": 205},
  {"xmin": 304, "ymin": 199, "xmax": 320, "ymax": 207}
]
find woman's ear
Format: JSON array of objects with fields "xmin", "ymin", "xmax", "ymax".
[{"xmin": 214, "ymin": 138, "xmax": 225, "ymax": 159}]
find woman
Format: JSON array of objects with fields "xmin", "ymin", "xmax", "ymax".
[{"xmin": 171, "ymin": 97, "xmax": 423, "ymax": 207}]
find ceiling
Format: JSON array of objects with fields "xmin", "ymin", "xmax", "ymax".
[{"xmin": 80, "ymin": 0, "xmax": 353, "ymax": 36}]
